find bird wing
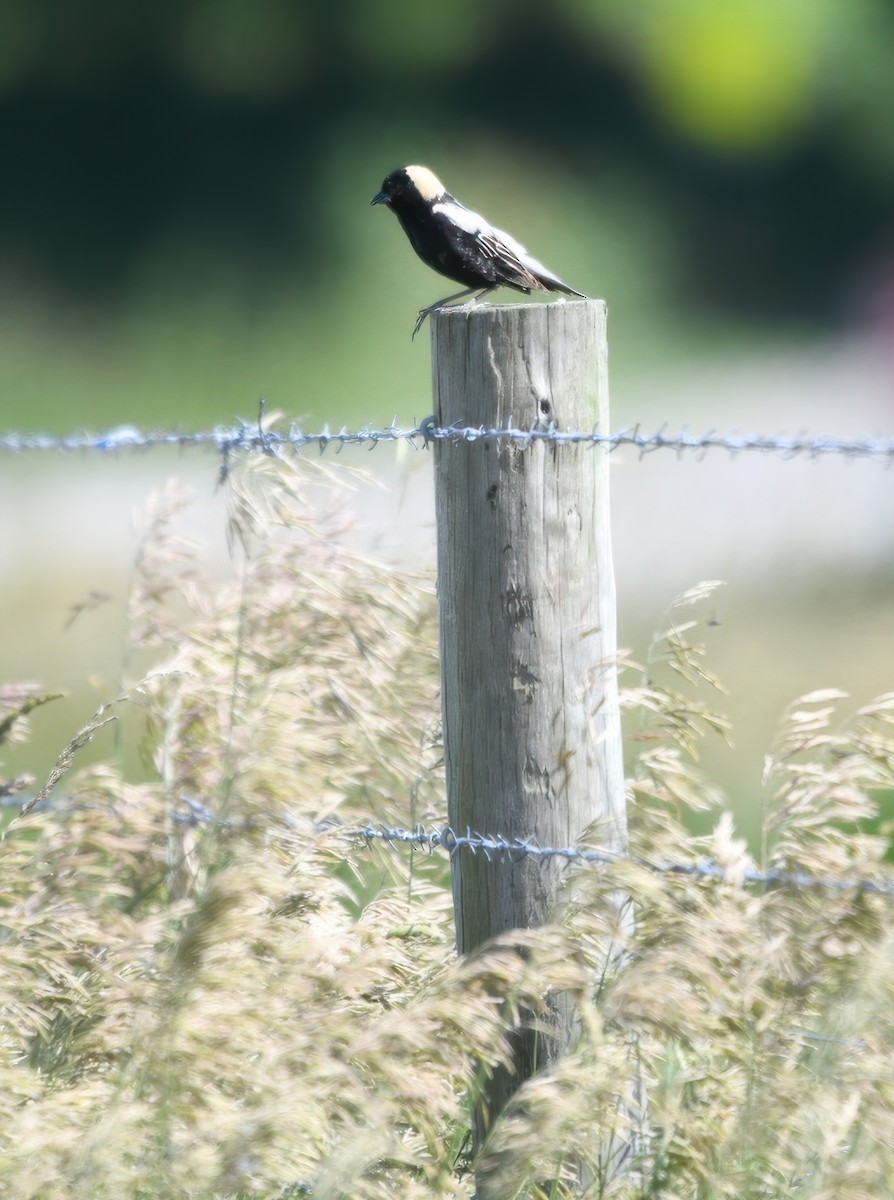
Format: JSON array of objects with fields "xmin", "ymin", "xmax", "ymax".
[{"xmin": 433, "ymin": 200, "xmax": 584, "ymax": 296}]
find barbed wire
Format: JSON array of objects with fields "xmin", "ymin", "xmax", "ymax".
[
  {"xmin": 14, "ymin": 791, "xmax": 890, "ymax": 896},
  {"xmin": 352, "ymin": 823, "xmax": 894, "ymax": 897},
  {"xmin": 129, "ymin": 799, "xmax": 884, "ymax": 1051},
  {"xmin": 1, "ymin": 420, "xmax": 893, "ymax": 463}
]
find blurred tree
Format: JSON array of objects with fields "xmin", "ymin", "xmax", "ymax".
[{"xmin": 0, "ymin": 0, "xmax": 892, "ymax": 323}]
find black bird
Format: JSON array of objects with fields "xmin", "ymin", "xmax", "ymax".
[{"xmin": 371, "ymin": 165, "xmax": 587, "ymax": 338}]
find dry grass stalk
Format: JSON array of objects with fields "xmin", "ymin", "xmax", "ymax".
[{"xmin": 0, "ymin": 460, "xmax": 892, "ymax": 1198}]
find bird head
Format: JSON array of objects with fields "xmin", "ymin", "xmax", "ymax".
[{"xmin": 371, "ymin": 165, "xmax": 446, "ymax": 208}]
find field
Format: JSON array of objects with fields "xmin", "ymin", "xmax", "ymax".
[{"xmin": 2, "ymin": 433, "xmax": 893, "ymax": 1196}]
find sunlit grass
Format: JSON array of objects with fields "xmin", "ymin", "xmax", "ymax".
[{"xmin": 2, "ymin": 457, "xmax": 893, "ymax": 1198}]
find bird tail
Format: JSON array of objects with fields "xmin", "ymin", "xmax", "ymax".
[
  {"xmin": 521, "ymin": 253, "xmax": 587, "ymax": 297},
  {"xmin": 535, "ymin": 269, "xmax": 587, "ymax": 298}
]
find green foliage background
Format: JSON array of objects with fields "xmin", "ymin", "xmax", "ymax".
[{"xmin": 1, "ymin": 0, "xmax": 894, "ymax": 428}]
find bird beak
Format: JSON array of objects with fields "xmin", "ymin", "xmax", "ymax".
[{"xmin": 370, "ymin": 191, "xmax": 389, "ymax": 206}]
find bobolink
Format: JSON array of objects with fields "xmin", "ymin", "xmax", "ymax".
[{"xmin": 371, "ymin": 165, "xmax": 586, "ymax": 338}]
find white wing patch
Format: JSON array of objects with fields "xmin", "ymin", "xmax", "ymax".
[
  {"xmin": 436, "ymin": 202, "xmax": 555, "ymax": 274},
  {"xmin": 432, "ymin": 196, "xmax": 581, "ymax": 294},
  {"xmin": 433, "ymin": 203, "xmax": 533, "ymax": 259},
  {"xmin": 432, "ymin": 201, "xmax": 489, "ymax": 235}
]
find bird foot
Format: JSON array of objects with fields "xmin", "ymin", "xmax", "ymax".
[
  {"xmin": 411, "ymin": 289, "xmax": 495, "ymax": 340},
  {"xmin": 412, "ymin": 307, "xmax": 435, "ymax": 340}
]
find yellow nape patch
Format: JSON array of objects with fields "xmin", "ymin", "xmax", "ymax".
[{"xmin": 405, "ymin": 165, "xmax": 446, "ymax": 200}]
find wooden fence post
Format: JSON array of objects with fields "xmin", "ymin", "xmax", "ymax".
[{"xmin": 431, "ymin": 299, "xmax": 628, "ymax": 1176}]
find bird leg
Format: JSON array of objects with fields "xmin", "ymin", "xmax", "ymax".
[{"xmin": 411, "ymin": 287, "xmax": 496, "ymax": 340}]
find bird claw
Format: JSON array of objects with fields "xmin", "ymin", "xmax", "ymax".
[
  {"xmin": 410, "ymin": 289, "xmax": 493, "ymax": 340},
  {"xmin": 411, "ymin": 308, "xmax": 432, "ymax": 341}
]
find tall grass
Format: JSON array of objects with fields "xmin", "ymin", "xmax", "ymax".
[{"xmin": 1, "ymin": 455, "xmax": 893, "ymax": 1198}]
